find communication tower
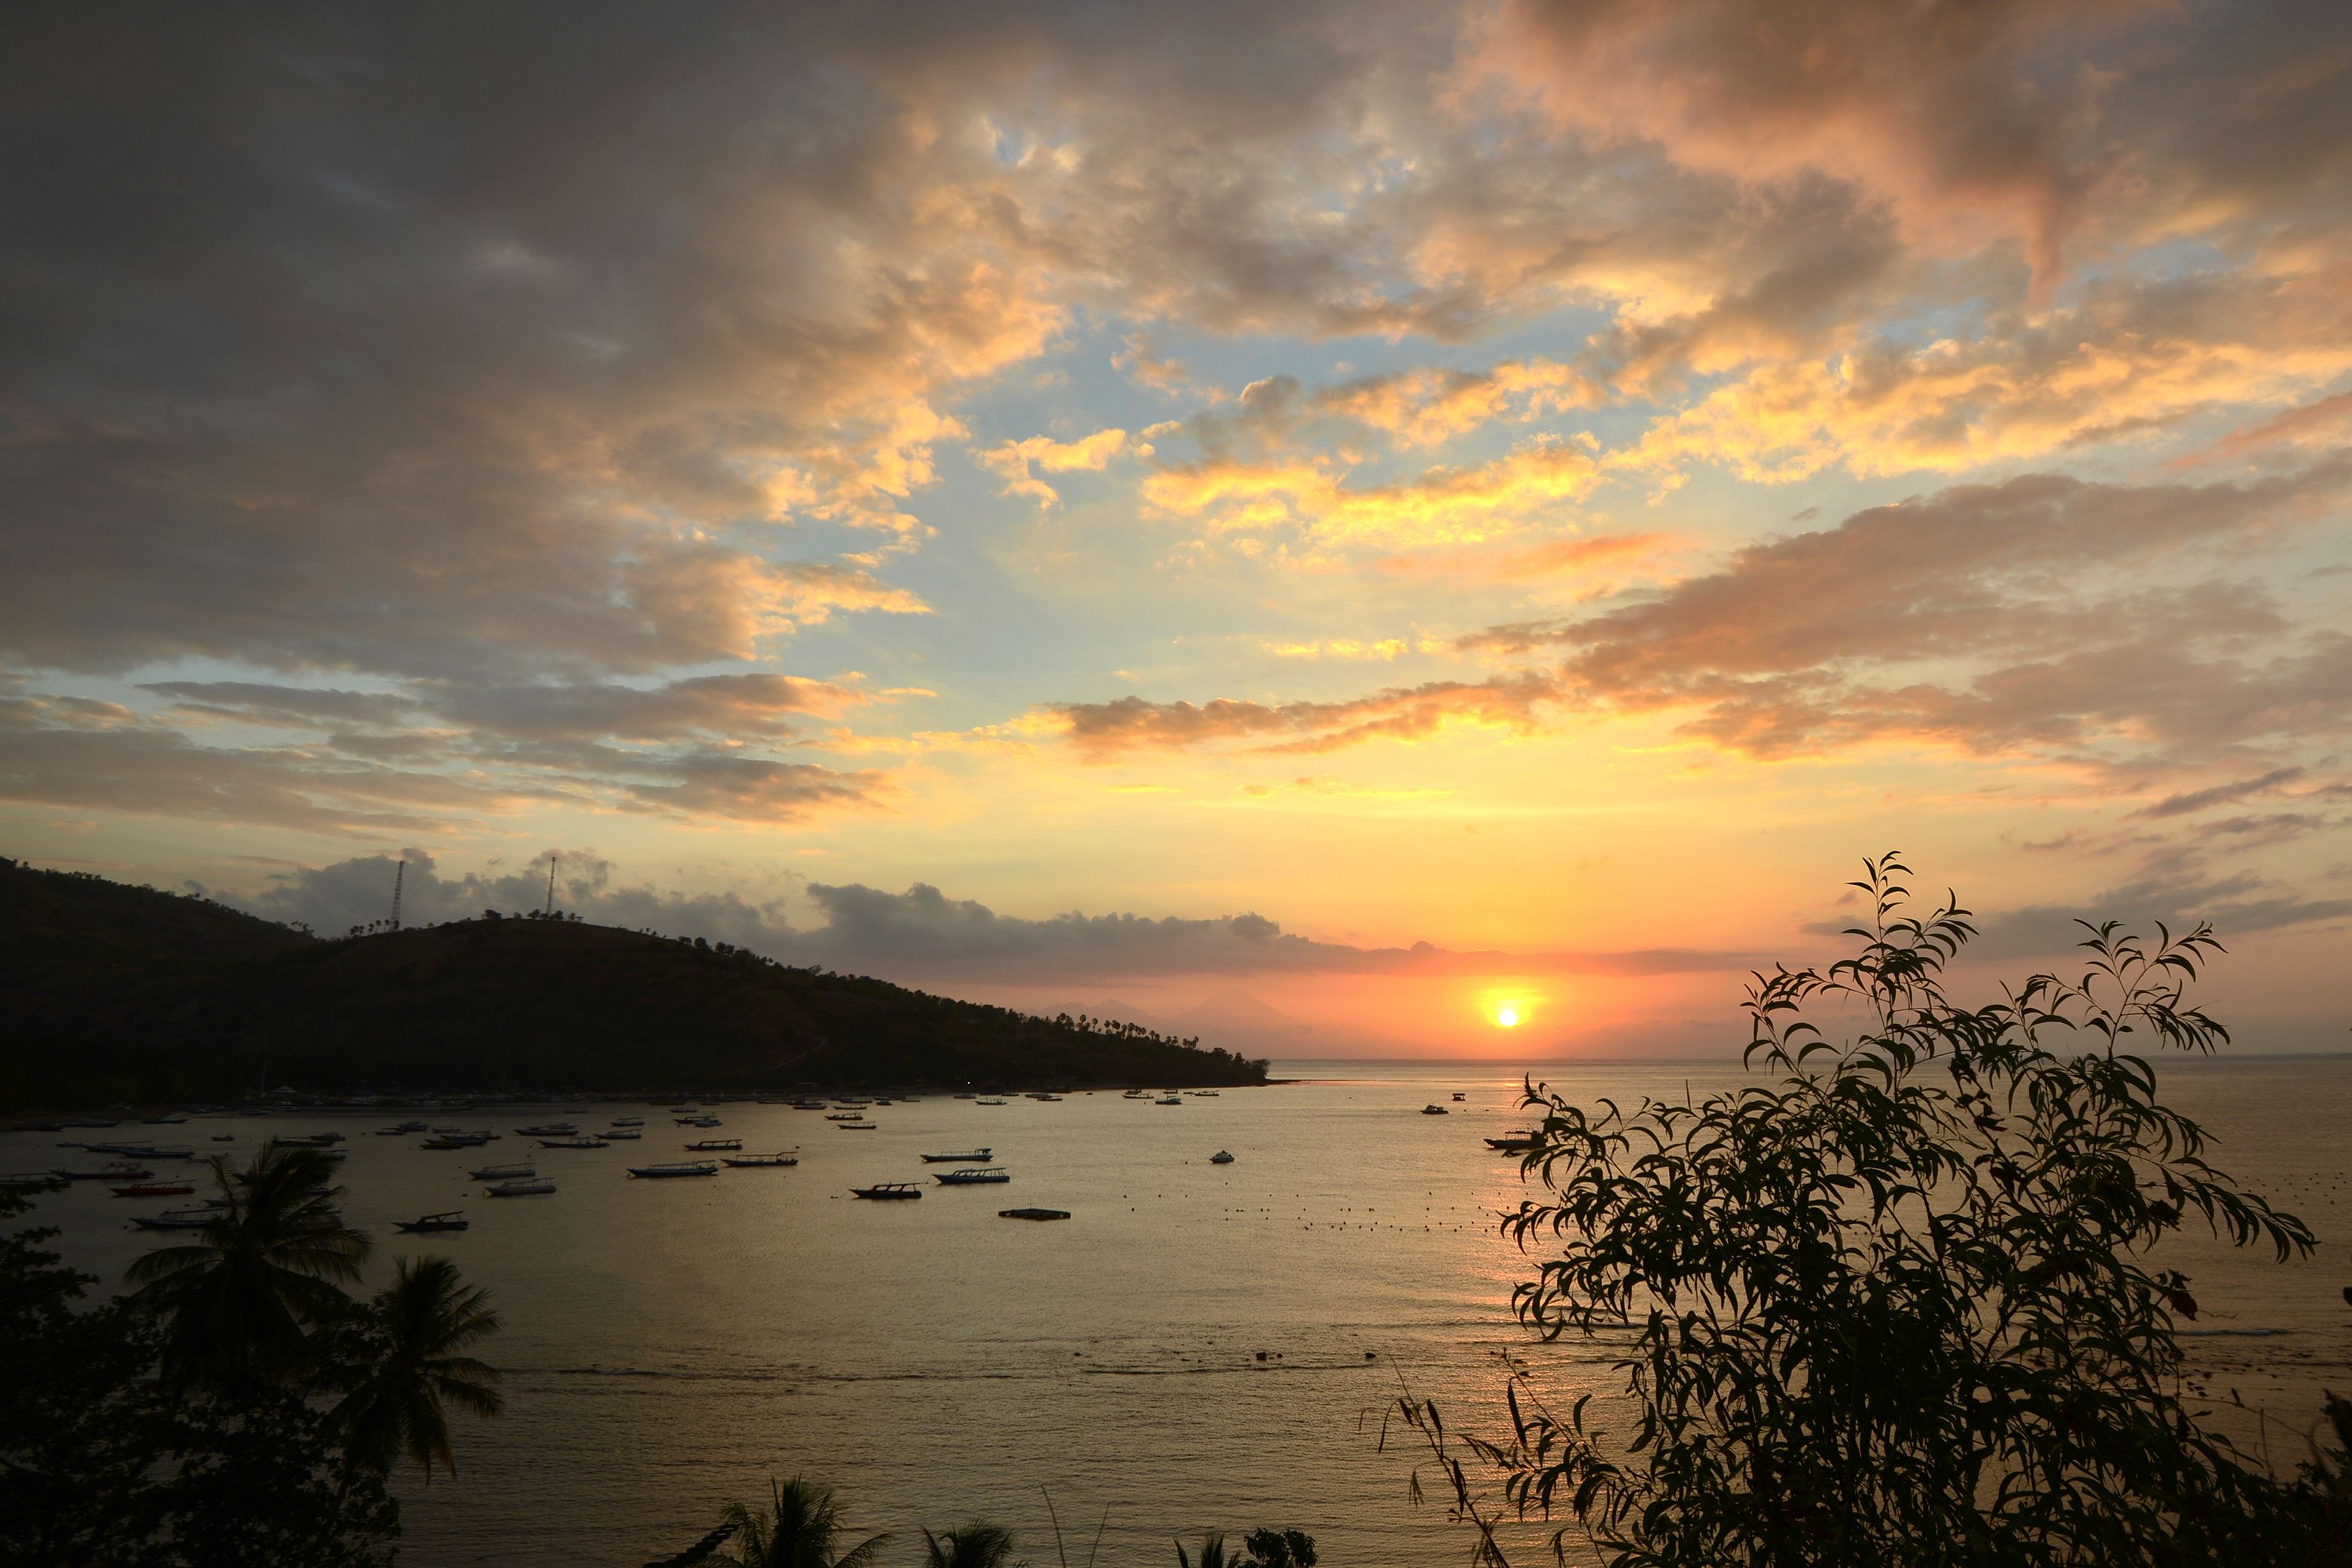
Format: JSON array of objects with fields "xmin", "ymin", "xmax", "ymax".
[
  {"xmin": 389, "ymin": 858, "xmax": 405, "ymax": 931},
  {"xmin": 544, "ymin": 854, "xmax": 557, "ymax": 917}
]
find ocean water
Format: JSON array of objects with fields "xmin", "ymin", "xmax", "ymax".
[{"xmin": 13, "ymin": 1055, "xmax": 2352, "ymax": 1566}]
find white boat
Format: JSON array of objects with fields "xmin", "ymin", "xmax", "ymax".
[
  {"xmin": 468, "ymin": 1162, "xmax": 535, "ymax": 1180},
  {"xmin": 628, "ymin": 1162, "xmax": 720, "ymax": 1179},
  {"xmin": 1211, "ymin": 1150, "xmax": 1235, "ymax": 1165},
  {"xmin": 486, "ymin": 1177, "xmax": 556, "ymax": 1196},
  {"xmin": 602, "ymin": 1128, "xmax": 643, "ymax": 1140},
  {"xmin": 975, "ymin": 1098, "xmax": 1007, "ymax": 1106},
  {"xmin": 133, "ymin": 1208, "xmax": 218, "ymax": 1230}
]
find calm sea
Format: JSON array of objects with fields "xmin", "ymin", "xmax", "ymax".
[{"xmin": 14, "ymin": 1055, "xmax": 2352, "ymax": 1566}]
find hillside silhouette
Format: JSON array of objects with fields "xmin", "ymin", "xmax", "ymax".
[{"xmin": 0, "ymin": 859, "xmax": 1266, "ymax": 1106}]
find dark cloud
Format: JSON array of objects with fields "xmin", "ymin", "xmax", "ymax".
[
  {"xmin": 2135, "ymin": 767, "xmax": 2308, "ymax": 820},
  {"xmin": 1052, "ymin": 674, "xmax": 1561, "ymax": 758}
]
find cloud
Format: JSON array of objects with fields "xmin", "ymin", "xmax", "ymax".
[
  {"xmin": 1380, "ymin": 531, "xmax": 1670, "ymax": 580},
  {"xmin": 2134, "ymin": 767, "xmax": 2308, "ymax": 820},
  {"xmin": 1971, "ymin": 867, "xmax": 2352, "ymax": 961},
  {"xmin": 976, "ymin": 428, "xmax": 1136, "ymax": 507},
  {"xmin": 1050, "ymin": 672, "xmax": 1561, "ymax": 758}
]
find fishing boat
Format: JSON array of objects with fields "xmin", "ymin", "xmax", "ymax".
[
  {"xmin": 133, "ymin": 1208, "xmax": 219, "ymax": 1230},
  {"xmin": 1025, "ymin": 1092, "xmax": 1062, "ymax": 1102},
  {"xmin": 850, "ymin": 1182, "xmax": 923, "ymax": 1200},
  {"xmin": 1485, "ymin": 1131, "xmax": 1541, "ymax": 1152},
  {"xmin": 934, "ymin": 1166, "xmax": 1010, "ymax": 1186},
  {"xmin": 55, "ymin": 1165, "xmax": 154, "ymax": 1182},
  {"xmin": 920, "ymin": 1148, "xmax": 994, "ymax": 1163},
  {"xmin": 486, "ymin": 1177, "xmax": 556, "ymax": 1196},
  {"xmin": 468, "ymin": 1162, "xmax": 535, "ymax": 1180},
  {"xmin": 1451, "ymin": 1092, "xmax": 1465, "ymax": 1102},
  {"xmin": 792, "ymin": 1100, "xmax": 830, "ymax": 1110},
  {"xmin": 836, "ymin": 1122, "xmax": 876, "ymax": 1131},
  {"xmin": 609, "ymin": 1116, "xmax": 645, "ymax": 1127},
  {"xmin": 627, "ymin": 1162, "xmax": 720, "ymax": 1179},
  {"xmin": 685, "ymin": 1138, "xmax": 743, "ymax": 1152},
  {"xmin": 1211, "ymin": 1150, "xmax": 1235, "ymax": 1165},
  {"xmin": 1, "ymin": 1172, "xmax": 65, "ymax": 1193},
  {"xmin": 998, "ymin": 1207, "xmax": 1070, "ymax": 1221},
  {"xmin": 824, "ymin": 1112, "xmax": 867, "ymax": 1122},
  {"xmin": 602, "ymin": 1128, "xmax": 643, "ymax": 1139},
  {"xmin": 952, "ymin": 1092, "xmax": 977, "ymax": 1101},
  {"xmin": 677, "ymin": 1115, "xmax": 723, "ymax": 1128},
  {"xmin": 1421, "ymin": 1104, "xmax": 1449, "ymax": 1115},
  {"xmin": 376, "ymin": 1121, "xmax": 431, "ymax": 1135},
  {"xmin": 513, "ymin": 1122, "xmax": 577, "ymax": 1137},
  {"xmin": 141, "ymin": 1114, "xmax": 190, "ymax": 1125},
  {"xmin": 210, "ymin": 1134, "xmax": 236, "ymax": 1141},
  {"xmin": 975, "ymin": 1098, "xmax": 1007, "ymax": 1106},
  {"xmin": 292, "ymin": 1131, "xmax": 346, "ymax": 1145},
  {"xmin": 111, "ymin": 1181, "xmax": 195, "ymax": 1198},
  {"xmin": 122, "ymin": 1144, "xmax": 194, "ymax": 1161},
  {"xmin": 721, "ymin": 1152, "xmax": 800, "ymax": 1168},
  {"xmin": 538, "ymin": 1136, "xmax": 611, "ymax": 1149},
  {"xmin": 392, "ymin": 1211, "xmax": 469, "ymax": 1233},
  {"xmin": 1156, "ymin": 1095, "xmax": 1183, "ymax": 1107}
]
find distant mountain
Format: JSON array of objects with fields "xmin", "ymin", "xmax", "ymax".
[
  {"xmin": 1171, "ymin": 989, "xmax": 1323, "ymax": 1049},
  {"xmin": 0, "ymin": 858, "xmax": 1266, "ymax": 1107}
]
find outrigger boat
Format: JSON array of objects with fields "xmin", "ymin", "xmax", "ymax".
[
  {"xmin": 111, "ymin": 1181, "xmax": 195, "ymax": 1198},
  {"xmin": 513, "ymin": 1123, "xmax": 577, "ymax": 1137},
  {"xmin": 133, "ymin": 1208, "xmax": 218, "ymax": 1230},
  {"xmin": 685, "ymin": 1138, "xmax": 743, "ymax": 1152},
  {"xmin": 934, "ymin": 1166, "xmax": 1010, "ymax": 1186},
  {"xmin": 609, "ymin": 1116, "xmax": 645, "ymax": 1127},
  {"xmin": 850, "ymin": 1182, "xmax": 922, "ymax": 1200},
  {"xmin": 1, "ymin": 1173, "xmax": 65, "ymax": 1193},
  {"xmin": 56, "ymin": 1165, "xmax": 154, "ymax": 1182},
  {"xmin": 393, "ymin": 1211, "xmax": 469, "ymax": 1233},
  {"xmin": 486, "ymin": 1177, "xmax": 556, "ymax": 1196},
  {"xmin": 836, "ymin": 1122, "xmax": 876, "ymax": 1131},
  {"xmin": 602, "ymin": 1128, "xmax": 644, "ymax": 1139},
  {"xmin": 627, "ymin": 1162, "xmax": 719, "ymax": 1179},
  {"xmin": 721, "ymin": 1152, "xmax": 800, "ymax": 1168},
  {"xmin": 538, "ymin": 1136, "xmax": 610, "ymax": 1149},
  {"xmin": 1485, "ymin": 1131, "xmax": 1541, "ymax": 1152},
  {"xmin": 920, "ymin": 1148, "xmax": 993, "ymax": 1163},
  {"xmin": 824, "ymin": 1112, "xmax": 867, "ymax": 1122},
  {"xmin": 468, "ymin": 1162, "xmax": 535, "ymax": 1181},
  {"xmin": 1156, "ymin": 1096, "xmax": 1183, "ymax": 1107}
]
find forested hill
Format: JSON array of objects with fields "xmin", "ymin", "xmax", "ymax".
[{"xmin": 0, "ymin": 859, "xmax": 1266, "ymax": 1107}]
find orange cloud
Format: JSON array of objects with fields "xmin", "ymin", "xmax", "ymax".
[
  {"xmin": 977, "ymin": 428, "xmax": 1137, "ymax": 507},
  {"xmin": 1050, "ymin": 673, "xmax": 1562, "ymax": 759}
]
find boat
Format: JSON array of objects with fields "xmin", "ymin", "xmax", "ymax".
[
  {"xmin": 210, "ymin": 1134, "xmax": 236, "ymax": 1141},
  {"xmin": 513, "ymin": 1123, "xmax": 577, "ymax": 1137},
  {"xmin": 934, "ymin": 1167, "xmax": 1010, "ymax": 1185},
  {"xmin": 292, "ymin": 1131, "xmax": 346, "ymax": 1145},
  {"xmin": 627, "ymin": 1162, "xmax": 720, "ymax": 1179},
  {"xmin": 824, "ymin": 1112, "xmax": 867, "ymax": 1122},
  {"xmin": 132, "ymin": 1208, "xmax": 219, "ymax": 1230},
  {"xmin": 55, "ymin": 1165, "xmax": 154, "ymax": 1182},
  {"xmin": 486, "ymin": 1178, "xmax": 556, "ymax": 1196},
  {"xmin": 468, "ymin": 1162, "xmax": 535, "ymax": 1180},
  {"xmin": 677, "ymin": 1115, "xmax": 723, "ymax": 1128},
  {"xmin": 376, "ymin": 1121, "xmax": 430, "ymax": 1135},
  {"xmin": 111, "ymin": 1181, "xmax": 195, "ymax": 1198},
  {"xmin": 117, "ymin": 1145, "xmax": 193, "ymax": 1161},
  {"xmin": 920, "ymin": 1148, "xmax": 993, "ymax": 1163},
  {"xmin": 602, "ymin": 1128, "xmax": 643, "ymax": 1139},
  {"xmin": 792, "ymin": 1100, "xmax": 830, "ymax": 1110},
  {"xmin": 685, "ymin": 1138, "xmax": 743, "ymax": 1151},
  {"xmin": 1211, "ymin": 1150, "xmax": 1235, "ymax": 1165},
  {"xmin": 392, "ymin": 1211, "xmax": 470, "ymax": 1233},
  {"xmin": 1025, "ymin": 1092, "xmax": 1062, "ymax": 1102},
  {"xmin": 998, "ymin": 1207, "xmax": 1070, "ymax": 1221},
  {"xmin": 1451, "ymin": 1092, "xmax": 1465, "ymax": 1102},
  {"xmin": 952, "ymin": 1092, "xmax": 976, "ymax": 1101},
  {"xmin": 1421, "ymin": 1104, "xmax": 1449, "ymax": 1115},
  {"xmin": 1190, "ymin": 1090, "xmax": 1219, "ymax": 1098},
  {"xmin": 538, "ymin": 1137, "xmax": 611, "ymax": 1149},
  {"xmin": 141, "ymin": 1114, "xmax": 190, "ymax": 1125},
  {"xmin": 721, "ymin": 1153, "xmax": 800, "ymax": 1168},
  {"xmin": 1156, "ymin": 1096, "xmax": 1183, "ymax": 1107},
  {"xmin": 1, "ymin": 1172, "xmax": 65, "ymax": 1193},
  {"xmin": 609, "ymin": 1116, "xmax": 645, "ymax": 1127},
  {"xmin": 850, "ymin": 1183, "xmax": 923, "ymax": 1200},
  {"xmin": 1485, "ymin": 1132, "xmax": 1541, "ymax": 1152},
  {"xmin": 975, "ymin": 1098, "xmax": 1007, "ymax": 1106},
  {"xmin": 836, "ymin": 1122, "xmax": 876, "ymax": 1131}
]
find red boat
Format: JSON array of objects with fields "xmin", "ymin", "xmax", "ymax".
[{"xmin": 112, "ymin": 1181, "xmax": 196, "ymax": 1198}]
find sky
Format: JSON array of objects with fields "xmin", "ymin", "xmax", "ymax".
[{"xmin": 5, "ymin": 1, "xmax": 2350, "ymax": 1056}]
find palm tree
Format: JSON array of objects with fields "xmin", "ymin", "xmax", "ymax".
[
  {"xmin": 123, "ymin": 1138, "xmax": 371, "ymax": 1385},
  {"xmin": 922, "ymin": 1521, "xmax": 1021, "ymax": 1568},
  {"xmin": 1174, "ymin": 1533, "xmax": 1232, "ymax": 1568},
  {"xmin": 331, "ymin": 1255, "xmax": 505, "ymax": 1480},
  {"xmin": 716, "ymin": 1476, "xmax": 891, "ymax": 1568}
]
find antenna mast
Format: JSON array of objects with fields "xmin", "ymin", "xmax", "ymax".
[
  {"xmin": 389, "ymin": 858, "xmax": 406, "ymax": 931},
  {"xmin": 544, "ymin": 854, "xmax": 556, "ymax": 917}
]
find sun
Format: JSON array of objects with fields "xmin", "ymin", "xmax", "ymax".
[{"xmin": 1494, "ymin": 1006, "xmax": 1521, "ymax": 1028}]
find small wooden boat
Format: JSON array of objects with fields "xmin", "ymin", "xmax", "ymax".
[
  {"xmin": 975, "ymin": 1098, "xmax": 1007, "ymax": 1106},
  {"xmin": 1421, "ymin": 1104, "xmax": 1449, "ymax": 1115},
  {"xmin": 685, "ymin": 1138, "xmax": 743, "ymax": 1152},
  {"xmin": 111, "ymin": 1181, "xmax": 195, "ymax": 1198},
  {"xmin": 602, "ymin": 1128, "xmax": 643, "ymax": 1139},
  {"xmin": 676, "ymin": 1115, "xmax": 723, "ymax": 1128},
  {"xmin": 824, "ymin": 1112, "xmax": 867, "ymax": 1122},
  {"xmin": 468, "ymin": 1162, "xmax": 535, "ymax": 1180},
  {"xmin": 1451, "ymin": 1092, "xmax": 1466, "ymax": 1102},
  {"xmin": 609, "ymin": 1116, "xmax": 645, "ymax": 1127},
  {"xmin": 133, "ymin": 1208, "xmax": 219, "ymax": 1230},
  {"xmin": 1485, "ymin": 1132, "xmax": 1541, "ymax": 1152},
  {"xmin": 998, "ymin": 1207, "xmax": 1070, "ymax": 1221},
  {"xmin": 836, "ymin": 1122, "xmax": 876, "ymax": 1131},
  {"xmin": 292, "ymin": 1131, "xmax": 346, "ymax": 1145},
  {"xmin": 210, "ymin": 1134, "xmax": 236, "ymax": 1141},
  {"xmin": 513, "ymin": 1123, "xmax": 577, "ymax": 1137},
  {"xmin": 538, "ymin": 1136, "xmax": 611, "ymax": 1149},
  {"xmin": 55, "ymin": 1165, "xmax": 154, "ymax": 1182},
  {"xmin": 1211, "ymin": 1150, "xmax": 1235, "ymax": 1165},
  {"xmin": 393, "ymin": 1211, "xmax": 469, "ymax": 1233},
  {"xmin": 721, "ymin": 1153, "xmax": 800, "ymax": 1168},
  {"xmin": 921, "ymin": 1148, "xmax": 993, "ymax": 1163},
  {"xmin": 486, "ymin": 1178, "xmax": 556, "ymax": 1196},
  {"xmin": 377, "ymin": 1121, "xmax": 430, "ymax": 1135},
  {"xmin": 934, "ymin": 1167, "xmax": 1010, "ymax": 1185},
  {"xmin": 628, "ymin": 1162, "xmax": 719, "ymax": 1179},
  {"xmin": 141, "ymin": 1114, "xmax": 190, "ymax": 1125},
  {"xmin": 1156, "ymin": 1096, "xmax": 1183, "ymax": 1107},
  {"xmin": 850, "ymin": 1182, "xmax": 923, "ymax": 1200}
]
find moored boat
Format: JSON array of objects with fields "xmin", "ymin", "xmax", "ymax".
[
  {"xmin": 1421, "ymin": 1104, "xmax": 1449, "ymax": 1115},
  {"xmin": 836, "ymin": 1122, "xmax": 876, "ymax": 1131},
  {"xmin": 513, "ymin": 1123, "xmax": 577, "ymax": 1137},
  {"xmin": 486, "ymin": 1177, "xmax": 556, "ymax": 1196},
  {"xmin": 1211, "ymin": 1150, "xmax": 1235, "ymax": 1165},
  {"xmin": 1485, "ymin": 1131, "xmax": 1540, "ymax": 1152},
  {"xmin": 111, "ymin": 1181, "xmax": 195, "ymax": 1198},
  {"xmin": 602, "ymin": 1128, "xmax": 643, "ymax": 1139},
  {"xmin": 920, "ymin": 1148, "xmax": 993, "ymax": 1163},
  {"xmin": 55, "ymin": 1165, "xmax": 154, "ymax": 1182},
  {"xmin": 2, "ymin": 1172, "xmax": 66, "ymax": 1193},
  {"xmin": 132, "ymin": 1208, "xmax": 218, "ymax": 1230},
  {"xmin": 538, "ymin": 1136, "xmax": 611, "ymax": 1149},
  {"xmin": 998, "ymin": 1207, "xmax": 1070, "ymax": 1221},
  {"xmin": 685, "ymin": 1138, "xmax": 743, "ymax": 1151},
  {"xmin": 468, "ymin": 1162, "xmax": 535, "ymax": 1180},
  {"xmin": 721, "ymin": 1153, "xmax": 800, "ymax": 1168},
  {"xmin": 609, "ymin": 1116, "xmax": 645, "ymax": 1127},
  {"xmin": 1156, "ymin": 1095, "xmax": 1183, "ymax": 1106},
  {"xmin": 392, "ymin": 1211, "xmax": 469, "ymax": 1233},
  {"xmin": 627, "ymin": 1162, "xmax": 720, "ymax": 1179},
  {"xmin": 934, "ymin": 1166, "xmax": 1010, "ymax": 1185},
  {"xmin": 850, "ymin": 1182, "xmax": 922, "ymax": 1200}
]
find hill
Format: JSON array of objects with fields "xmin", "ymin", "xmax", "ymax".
[{"xmin": 0, "ymin": 859, "xmax": 1266, "ymax": 1107}]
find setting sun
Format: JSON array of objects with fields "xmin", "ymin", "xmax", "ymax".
[{"xmin": 1495, "ymin": 1006, "xmax": 1521, "ymax": 1028}]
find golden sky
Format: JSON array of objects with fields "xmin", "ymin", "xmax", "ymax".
[{"xmin": 5, "ymin": 2, "xmax": 2350, "ymax": 1055}]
